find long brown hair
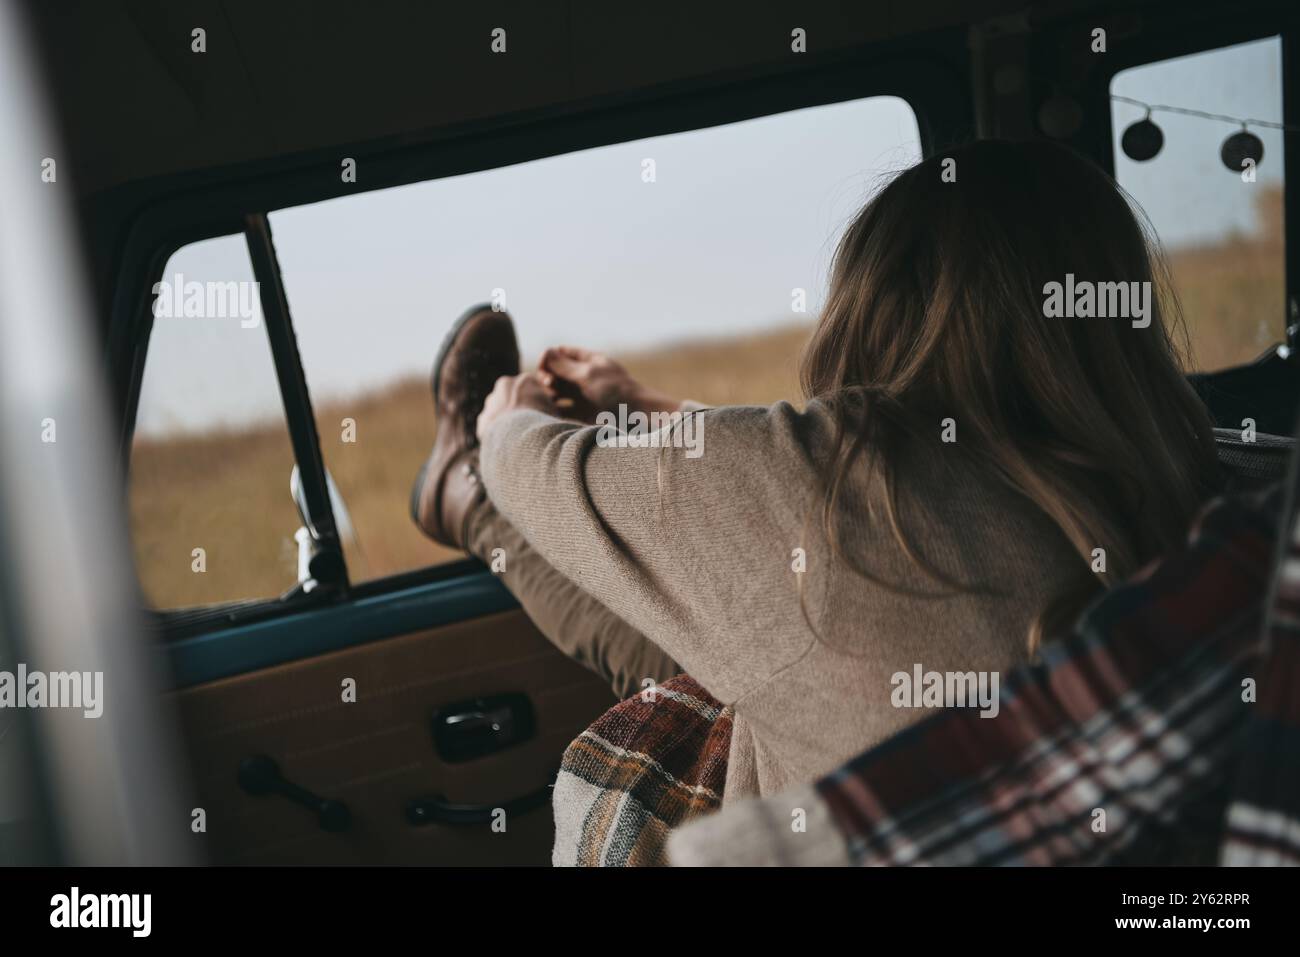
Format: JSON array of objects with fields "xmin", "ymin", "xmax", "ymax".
[{"xmin": 800, "ymin": 139, "xmax": 1221, "ymax": 649}]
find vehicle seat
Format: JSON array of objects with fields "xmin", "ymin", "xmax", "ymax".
[{"xmin": 1213, "ymin": 427, "xmax": 1293, "ymax": 490}]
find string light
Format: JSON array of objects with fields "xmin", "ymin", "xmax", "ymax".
[
  {"xmin": 1120, "ymin": 112, "xmax": 1163, "ymax": 161},
  {"xmin": 1110, "ymin": 94, "xmax": 1287, "ymax": 171}
]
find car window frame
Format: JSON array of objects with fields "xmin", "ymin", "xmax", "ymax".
[{"xmin": 112, "ymin": 54, "xmax": 956, "ymax": 638}]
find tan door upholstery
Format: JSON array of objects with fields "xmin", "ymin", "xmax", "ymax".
[{"xmin": 170, "ymin": 609, "xmax": 615, "ymax": 865}]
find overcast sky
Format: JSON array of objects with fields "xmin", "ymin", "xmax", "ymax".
[{"xmin": 135, "ymin": 36, "xmax": 1284, "ymax": 436}]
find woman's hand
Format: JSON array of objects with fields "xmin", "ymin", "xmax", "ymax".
[
  {"xmin": 477, "ymin": 371, "xmax": 559, "ymax": 443},
  {"xmin": 537, "ymin": 346, "xmax": 682, "ymax": 423}
]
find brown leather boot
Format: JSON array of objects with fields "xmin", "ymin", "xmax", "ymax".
[{"xmin": 410, "ymin": 304, "xmax": 520, "ymax": 549}]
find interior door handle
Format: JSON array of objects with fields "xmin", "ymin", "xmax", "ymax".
[
  {"xmin": 405, "ymin": 777, "xmax": 553, "ymax": 827},
  {"xmin": 434, "ymin": 694, "xmax": 535, "ymax": 763}
]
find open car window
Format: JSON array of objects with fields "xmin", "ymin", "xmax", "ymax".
[{"xmin": 265, "ymin": 94, "xmax": 921, "ymax": 586}]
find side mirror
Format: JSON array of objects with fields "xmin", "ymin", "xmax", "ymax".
[{"xmin": 288, "ymin": 465, "xmax": 355, "ymax": 592}]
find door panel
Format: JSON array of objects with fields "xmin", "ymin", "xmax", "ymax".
[{"xmin": 170, "ymin": 609, "xmax": 616, "ymax": 865}]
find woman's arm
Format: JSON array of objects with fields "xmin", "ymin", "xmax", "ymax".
[{"xmin": 477, "ymin": 380, "xmax": 807, "ymax": 703}]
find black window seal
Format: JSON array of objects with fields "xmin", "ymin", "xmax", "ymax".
[
  {"xmin": 1283, "ymin": 29, "xmax": 1300, "ymax": 351},
  {"xmin": 242, "ymin": 212, "xmax": 348, "ymax": 593}
]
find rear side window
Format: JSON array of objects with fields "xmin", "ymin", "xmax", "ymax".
[
  {"xmin": 1110, "ymin": 36, "xmax": 1286, "ymax": 372},
  {"xmin": 128, "ymin": 235, "xmax": 301, "ymax": 609}
]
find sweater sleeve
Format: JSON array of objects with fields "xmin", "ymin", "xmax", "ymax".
[{"xmin": 478, "ymin": 403, "xmax": 813, "ymax": 702}]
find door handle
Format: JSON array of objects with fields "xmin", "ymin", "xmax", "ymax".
[
  {"xmin": 434, "ymin": 693, "xmax": 535, "ymax": 763},
  {"xmin": 405, "ymin": 777, "xmax": 554, "ymax": 827}
]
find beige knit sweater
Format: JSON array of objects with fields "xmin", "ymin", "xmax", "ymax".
[{"xmin": 481, "ymin": 400, "xmax": 1082, "ymax": 802}]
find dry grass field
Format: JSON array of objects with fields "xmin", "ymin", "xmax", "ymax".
[
  {"xmin": 129, "ymin": 323, "xmax": 814, "ymax": 607},
  {"xmin": 129, "ymin": 187, "xmax": 1285, "ymax": 608},
  {"xmin": 1169, "ymin": 186, "xmax": 1285, "ymax": 369}
]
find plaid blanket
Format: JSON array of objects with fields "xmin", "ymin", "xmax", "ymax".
[
  {"xmin": 551, "ymin": 675, "xmax": 732, "ymax": 866},
  {"xmin": 668, "ymin": 484, "xmax": 1295, "ymax": 866},
  {"xmin": 553, "ymin": 475, "xmax": 1300, "ymax": 866},
  {"xmin": 1221, "ymin": 476, "xmax": 1300, "ymax": 864}
]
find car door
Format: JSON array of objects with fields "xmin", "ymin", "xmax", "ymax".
[
  {"xmin": 128, "ymin": 216, "xmax": 615, "ymax": 866},
  {"xmin": 169, "ymin": 608, "xmax": 615, "ymax": 865}
]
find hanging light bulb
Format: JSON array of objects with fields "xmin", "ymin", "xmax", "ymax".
[
  {"xmin": 1120, "ymin": 112, "xmax": 1163, "ymax": 161},
  {"xmin": 1221, "ymin": 126, "xmax": 1264, "ymax": 173}
]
